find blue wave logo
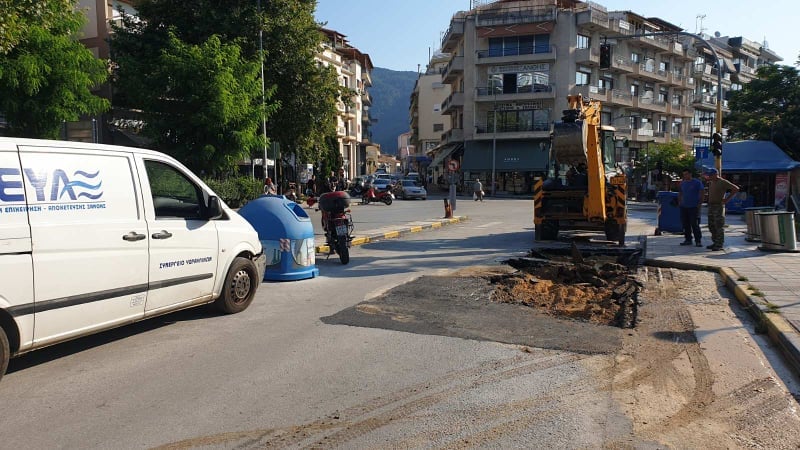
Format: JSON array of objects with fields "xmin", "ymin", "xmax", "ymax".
[{"xmin": 58, "ymin": 170, "xmax": 103, "ymax": 200}]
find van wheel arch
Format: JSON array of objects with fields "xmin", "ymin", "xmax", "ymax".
[
  {"xmin": 215, "ymin": 256, "xmax": 259, "ymax": 314},
  {"xmin": 0, "ymin": 310, "xmax": 20, "ymax": 356}
]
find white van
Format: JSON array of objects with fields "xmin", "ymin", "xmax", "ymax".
[{"xmin": 0, "ymin": 138, "xmax": 266, "ymax": 381}]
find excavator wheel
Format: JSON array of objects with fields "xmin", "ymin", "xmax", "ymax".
[{"xmin": 536, "ymin": 219, "xmax": 559, "ymax": 241}]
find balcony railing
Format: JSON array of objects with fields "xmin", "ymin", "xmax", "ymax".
[
  {"xmin": 475, "ymin": 121, "xmax": 550, "ymax": 135},
  {"xmin": 441, "ymin": 18, "xmax": 465, "ymax": 53},
  {"xmin": 475, "ymin": 6, "xmax": 556, "ymax": 27},
  {"xmin": 476, "ymin": 83, "xmax": 553, "ymax": 97},
  {"xmin": 442, "ymin": 56, "xmax": 464, "ymax": 83}
]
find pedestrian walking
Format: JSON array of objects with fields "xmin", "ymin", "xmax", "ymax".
[
  {"xmin": 305, "ymin": 175, "xmax": 316, "ymax": 197},
  {"xmin": 705, "ymin": 168, "xmax": 740, "ymax": 251},
  {"xmin": 473, "ymin": 179, "xmax": 484, "ymax": 201},
  {"xmin": 678, "ymin": 169, "xmax": 704, "ymax": 247}
]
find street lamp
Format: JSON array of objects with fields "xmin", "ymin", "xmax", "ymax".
[
  {"xmin": 257, "ymin": 0, "xmax": 268, "ymax": 183},
  {"xmin": 491, "ymin": 91, "xmax": 497, "ymax": 197}
]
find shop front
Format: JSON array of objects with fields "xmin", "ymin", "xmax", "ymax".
[
  {"xmin": 696, "ymin": 140, "xmax": 800, "ymax": 212},
  {"xmin": 461, "ymin": 139, "xmax": 549, "ymax": 194}
]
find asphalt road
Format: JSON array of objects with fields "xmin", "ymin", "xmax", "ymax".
[{"xmin": 1, "ymin": 196, "xmax": 798, "ymax": 448}]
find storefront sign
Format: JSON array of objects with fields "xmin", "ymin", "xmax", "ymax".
[
  {"xmin": 489, "ymin": 63, "xmax": 549, "ymax": 75},
  {"xmin": 775, "ymin": 172, "xmax": 790, "ymax": 209}
]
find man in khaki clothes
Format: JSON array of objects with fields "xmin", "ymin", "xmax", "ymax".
[{"xmin": 705, "ymin": 168, "xmax": 739, "ymax": 251}]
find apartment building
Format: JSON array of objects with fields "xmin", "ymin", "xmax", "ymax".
[
  {"xmin": 318, "ymin": 28, "xmax": 374, "ymax": 180},
  {"xmin": 409, "ymin": 52, "xmax": 453, "ymax": 178},
  {"xmin": 434, "ymin": 0, "xmax": 781, "ymax": 194}
]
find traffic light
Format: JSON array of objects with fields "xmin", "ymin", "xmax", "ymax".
[
  {"xmin": 599, "ymin": 43, "xmax": 612, "ymax": 69},
  {"xmin": 711, "ymin": 132, "xmax": 723, "ymax": 156}
]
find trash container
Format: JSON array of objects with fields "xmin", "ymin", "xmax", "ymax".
[
  {"xmin": 656, "ymin": 191, "xmax": 682, "ymax": 233},
  {"xmin": 744, "ymin": 207, "xmax": 774, "ymax": 242},
  {"xmin": 238, "ymin": 195, "xmax": 319, "ymax": 281},
  {"xmin": 757, "ymin": 211, "xmax": 798, "ymax": 252}
]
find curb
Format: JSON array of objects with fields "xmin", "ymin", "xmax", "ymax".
[
  {"xmin": 314, "ymin": 216, "xmax": 468, "ymax": 254},
  {"xmin": 644, "ymin": 256, "xmax": 800, "ymax": 375}
]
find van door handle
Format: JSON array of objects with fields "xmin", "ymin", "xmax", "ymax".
[
  {"xmin": 152, "ymin": 230, "xmax": 173, "ymax": 239},
  {"xmin": 122, "ymin": 232, "xmax": 146, "ymax": 242}
]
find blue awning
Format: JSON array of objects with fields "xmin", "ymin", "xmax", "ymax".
[{"xmin": 696, "ymin": 140, "xmax": 800, "ymax": 173}]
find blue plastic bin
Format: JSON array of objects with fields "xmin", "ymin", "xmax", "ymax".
[
  {"xmin": 238, "ymin": 195, "xmax": 319, "ymax": 281},
  {"xmin": 656, "ymin": 191, "xmax": 682, "ymax": 233}
]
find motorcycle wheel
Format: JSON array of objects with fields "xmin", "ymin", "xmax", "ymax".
[
  {"xmin": 382, "ymin": 196, "xmax": 393, "ymax": 205},
  {"xmin": 337, "ymin": 235, "xmax": 350, "ymax": 264}
]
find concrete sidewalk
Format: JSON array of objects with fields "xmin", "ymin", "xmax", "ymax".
[{"xmin": 645, "ymin": 212, "xmax": 800, "ymax": 374}]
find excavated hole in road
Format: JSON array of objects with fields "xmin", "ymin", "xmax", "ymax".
[{"xmin": 491, "ymin": 247, "xmax": 643, "ymax": 329}]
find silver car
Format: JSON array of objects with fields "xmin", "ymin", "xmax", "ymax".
[{"xmin": 396, "ymin": 179, "xmax": 427, "ymax": 200}]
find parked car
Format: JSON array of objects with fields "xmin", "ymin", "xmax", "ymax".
[
  {"xmin": 396, "ymin": 179, "xmax": 427, "ymax": 200},
  {"xmin": 372, "ymin": 174, "xmax": 394, "ymax": 192}
]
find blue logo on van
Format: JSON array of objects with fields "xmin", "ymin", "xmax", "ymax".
[
  {"xmin": 0, "ymin": 168, "xmax": 103, "ymax": 203},
  {"xmin": 58, "ymin": 170, "xmax": 103, "ymax": 200}
]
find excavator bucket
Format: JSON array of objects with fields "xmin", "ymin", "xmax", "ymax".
[{"xmin": 551, "ymin": 120, "xmax": 588, "ymax": 165}]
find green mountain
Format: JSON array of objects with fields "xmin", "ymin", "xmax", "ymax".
[{"xmin": 368, "ymin": 67, "xmax": 418, "ymax": 155}]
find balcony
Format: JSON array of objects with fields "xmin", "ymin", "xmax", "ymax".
[
  {"xmin": 474, "ymin": 120, "xmax": 551, "ymax": 140},
  {"xmin": 668, "ymin": 41, "xmax": 685, "ymax": 58},
  {"xmin": 475, "ymin": 5, "xmax": 556, "ymax": 27},
  {"xmin": 442, "ymin": 56, "xmax": 464, "ymax": 84},
  {"xmin": 475, "ymin": 84, "xmax": 555, "ymax": 102},
  {"xmin": 476, "ymin": 45, "xmax": 555, "ymax": 64},
  {"xmin": 609, "ymin": 19, "xmax": 634, "ymax": 36},
  {"xmin": 634, "ymin": 96, "xmax": 668, "ymax": 113},
  {"xmin": 609, "ymin": 89, "xmax": 633, "ymax": 107},
  {"xmin": 603, "ymin": 56, "xmax": 634, "ymax": 74},
  {"xmin": 632, "ymin": 62, "xmax": 667, "ymax": 82},
  {"xmin": 362, "ymin": 90, "xmax": 372, "ymax": 106},
  {"xmin": 362, "ymin": 70, "xmax": 372, "ymax": 88},
  {"xmin": 668, "ymin": 102, "xmax": 691, "ymax": 117},
  {"xmin": 336, "ymin": 126, "xmax": 346, "ymax": 137},
  {"xmin": 631, "ymin": 33, "xmax": 670, "ymax": 52},
  {"xmin": 575, "ymin": 46, "xmax": 599, "ymax": 66},
  {"xmin": 442, "ymin": 91, "xmax": 464, "ymax": 114},
  {"xmin": 573, "ymin": 85, "xmax": 609, "ymax": 103},
  {"xmin": 576, "ymin": 7, "xmax": 609, "ymax": 31},
  {"xmin": 441, "ymin": 127, "xmax": 464, "ymax": 145},
  {"xmin": 441, "ymin": 19, "xmax": 465, "ymax": 53}
]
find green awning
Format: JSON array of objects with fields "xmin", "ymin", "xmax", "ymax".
[
  {"xmin": 462, "ymin": 140, "xmax": 549, "ymax": 171},
  {"xmin": 429, "ymin": 143, "xmax": 463, "ymax": 167}
]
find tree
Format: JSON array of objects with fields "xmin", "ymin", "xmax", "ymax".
[
  {"xmin": 0, "ymin": 0, "xmax": 109, "ymax": 138},
  {"xmin": 112, "ymin": 19, "xmax": 275, "ymax": 174},
  {"xmin": 109, "ymin": 0, "xmax": 347, "ymax": 176},
  {"xmin": 0, "ymin": 0, "xmax": 75, "ymax": 54},
  {"xmin": 726, "ymin": 64, "xmax": 800, "ymax": 160}
]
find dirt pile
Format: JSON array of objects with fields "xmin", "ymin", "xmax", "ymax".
[{"xmin": 490, "ymin": 254, "xmax": 641, "ymax": 328}]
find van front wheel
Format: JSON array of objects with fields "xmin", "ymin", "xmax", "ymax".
[
  {"xmin": 215, "ymin": 257, "xmax": 259, "ymax": 314},
  {"xmin": 0, "ymin": 327, "xmax": 9, "ymax": 383}
]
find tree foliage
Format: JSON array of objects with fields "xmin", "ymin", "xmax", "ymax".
[
  {"xmin": 726, "ymin": 64, "xmax": 800, "ymax": 160},
  {"xmin": 0, "ymin": 0, "xmax": 109, "ymax": 138},
  {"xmin": 109, "ymin": 0, "xmax": 346, "ymax": 175}
]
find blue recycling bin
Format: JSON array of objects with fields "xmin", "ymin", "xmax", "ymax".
[
  {"xmin": 656, "ymin": 191, "xmax": 682, "ymax": 233},
  {"xmin": 238, "ymin": 195, "xmax": 319, "ymax": 281}
]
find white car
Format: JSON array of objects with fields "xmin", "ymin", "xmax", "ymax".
[
  {"xmin": 396, "ymin": 179, "xmax": 427, "ymax": 200},
  {"xmin": 371, "ymin": 175, "xmax": 394, "ymax": 192}
]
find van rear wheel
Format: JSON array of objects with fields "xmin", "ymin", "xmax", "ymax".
[
  {"xmin": 0, "ymin": 327, "xmax": 9, "ymax": 383},
  {"xmin": 215, "ymin": 257, "xmax": 259, "ymax": 314}
]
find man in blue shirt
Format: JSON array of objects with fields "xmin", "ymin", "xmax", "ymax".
[{"xmin": 678, "ymin": 169, "xmax": 704, "ymax": 247}]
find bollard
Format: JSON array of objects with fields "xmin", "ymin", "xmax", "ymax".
[{"xmin": 443, "ymin": 198, "xmax": 453, "ymax": 218}]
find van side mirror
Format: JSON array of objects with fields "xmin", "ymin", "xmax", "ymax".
[{"xmin": 206, "ymin": 196, "xmax": 224, "ymax": 220}]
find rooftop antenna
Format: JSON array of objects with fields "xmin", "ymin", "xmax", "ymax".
[{"xmin": 695, "ymin": 14, "xmax": 707, "ymax": 35}]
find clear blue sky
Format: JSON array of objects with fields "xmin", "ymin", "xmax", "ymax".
[{"xmin": 314, "ymin": 0, "xmax": 799, "ymax": 72}]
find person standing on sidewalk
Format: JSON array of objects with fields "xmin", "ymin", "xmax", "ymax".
[
  {"xmin": 705, "ymin": 168, "xmax": 740, "ymax": 251},
  {"xmin": 678, "ymin": 169, "xmax": 704, "ymax": 247}
]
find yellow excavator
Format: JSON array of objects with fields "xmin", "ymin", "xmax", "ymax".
[{"xmin": 533, "ymin": 94, "xmax": 627, "ymax": 246}]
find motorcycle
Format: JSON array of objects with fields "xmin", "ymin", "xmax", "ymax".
[
  {"xmin": 317, "ymin": 191, "xmax": 354, "ymax": 265},
  {"xmin": 362, "ymin": 186, "xmax": 394, "ymax": 205}
]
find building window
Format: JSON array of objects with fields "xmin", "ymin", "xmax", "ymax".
[
  {"xmin": 488, "ymin": 69, "xmax": 550, "ymax": 94},
  {"xmin": 598, "ymin": 74, "xmax": 614, "ymax": 91},
  {"xmin": 486, "ymin": 108, "xmax": 551, "ymax": 134},
  {"xmin": 577, "ymin": 34, "xmax": 590, "ymax": 49},
  {"xmin": 433, "ymin": 123, "xmax": 444, "ymax": 132},
  {"xmin": 487, "ymin": 34, "xmax": 550, "ymax": 57},
  {"xmin": 575, "ymin": 66, "xmax": 591, "ymax": 86},
  {"xmin": 631, "ymin": 52, "xmax": 641, "ymax": 63}
]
